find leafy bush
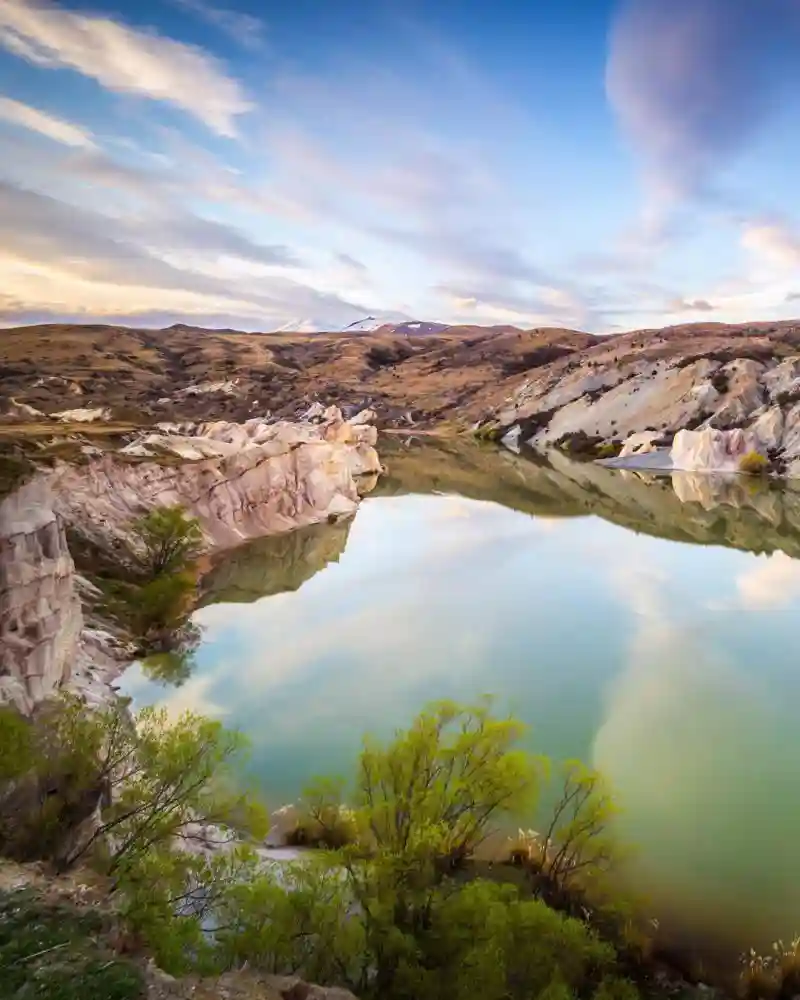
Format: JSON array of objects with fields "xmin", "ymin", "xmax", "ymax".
[
  {"xmin": 354, "ymin": 699, "xmax": 543, "ymax": 867},
  {"xmin": 0, "ymin": 696, "xmax": 266, "ymax": 874},
  {"xmin": 130, "ymin": 506, "xmax": 203, "ymax": 579},
  {"xmin": 739, "ymin": 451, "xmax": 769, "ymax": 476},
  {"xmin": 595, "ymin": 442, "xmax": 621, "ymax": 459}
]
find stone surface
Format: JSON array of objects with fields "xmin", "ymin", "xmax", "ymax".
[
  {"xmin": 53, "ymin": 408, "xmax": 382, "ymax": 552},
  {"xmin": 670, "ymin": 428, "xmax": 759, "ymax": 473},
  {"xmin": 620, "ymin": 431, "xmax": 661, "ymax": 457},
  {"xmin": 494, "ymin": 337, "xmax": 800, "ymax": 476},
  {"xmin": 0, "ymin": 478, "xmax": 82, "ymax": 713}
]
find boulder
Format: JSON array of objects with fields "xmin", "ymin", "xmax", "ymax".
[
  {"xmin": 671, "ymin": 428, "xmax": 759, "ymax": 473},
  {"xmin": 620, "ymin": 431, "xmax": 660, "ymax": 458}
]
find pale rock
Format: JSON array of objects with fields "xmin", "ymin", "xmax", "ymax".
[
  {"xmin": 0, "ymin": 478, "xmax": 82, "ymax": 713},
  {"xmin": 54, "ymin": 407, "xmax": 111, "ymax": 423},
  {"xmin": 751, "ymin": 406, "xmax": 784, "ymax": 452},
  {"xmin": 781, "ymin": 404, "xmax": 800, "ymax": 464},
  {"xmin": 266, "ymin": 804, "xmax": 302, "ymax": 847},
  {"xmin": 671, "ymin": 428, "xmax": 760, "ymax": 473},
  {"xmin": 523, "ymin": 359, "xmax": 720, "ymax": 448},
  {"xmin": 763, "ymin": 357, "xmax": 800, "ymax": 401},
  {"xmin": 349, "ymin": 407, "xmax": 377, "ymax": 426},
  {"xmin": 620, "ymin": 431, "xmax": 661, "ymax": 458},
  {"xmin": 55, "ymin": 410, "xmax": 382, "ymax": 550},
  {"xmin": 502, "ymin": 425, "xmax": 522, "ymax": 453},
  {"xmin": 711, "ymin": 360, "xmax": 765, "ymax": 425},
  {"xmin": 6, "ymin": 398, "xmax": 44, "ymax": 420}
]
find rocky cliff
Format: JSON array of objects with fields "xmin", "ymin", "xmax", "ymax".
[
  {"xmin": 493, "ymin": 324, "xmax": 800, "ymax": 476},
  {"xmin": 0, "ymin": 479, "xmax": 82, "ymax": 712},
  {"xmin": 0, "ymin": 408, "xmax": 381, "ymax": 711}
]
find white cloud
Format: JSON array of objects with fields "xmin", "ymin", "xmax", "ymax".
[
  {"xmin": 735, "ymin": 552, "xmax": 800, "ymax": 611},
  {"xmin": 0, "ymin": 0, "xmax": 252, "ymax": 136},
  {"xmin": 167, "ymin": 0, "xmax": 266, "ymax": 51},
  {"xmin": 0, "ymin": 95, "xmax": 95, "ymax": 147},
  {"xmin": 741, "ymin": 219, "xmax": 800, "ymax": 271}
]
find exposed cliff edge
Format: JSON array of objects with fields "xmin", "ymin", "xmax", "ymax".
[
  {"xmin": 493, "ymin": 326, "xmax": 800, "ymax": 476},
  {"xmin": 0, "ymin": 408, "xmax": 381, "ymax": 712}
]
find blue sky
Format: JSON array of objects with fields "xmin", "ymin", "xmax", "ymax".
[{"xmin": 0, "ymin": 0, "xmax": 799, "ymax": 332}]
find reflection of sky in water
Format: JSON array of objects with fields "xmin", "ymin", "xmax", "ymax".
[{"xmin": 122, "ymin": 492, "xmax": 800, "ymax": 956}]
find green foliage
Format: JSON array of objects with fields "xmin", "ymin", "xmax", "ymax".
[
  {"xmin": 130, "ymin": 505, "xmax": 203, "ymax": 580},
  {"xmin": 213, "ymin": 861, "xmax": 635, "ymax": 1000},
  {"xmin": 355, "ymin": 699, "xmax": 543, "ymax": 867},
  {"xmin": 0, "ymin": 888, "xmax": 144, "ymax": 1000},
  {"xmin": 739, "ymin": 451, "xmax": 769, "ymax": 476},
  {"xmin": 215, "ymin": 856, "xmax": 365, "ymax": 984},
  {"xmin": 100, "ymin": 573, "xmax": 195, "ymax": 646},
  {"xmin": 473, "ymin": 423, "xmax": 500, "ymax": 442},
  {"xmin": 0, "ymin": 707, "xmax": 35, "ymax": 782},
  {"xmin": 531, "ymin": 760, "xmax": 620, "ymax": 906},
  {"xmin": 0, "ymin": 695, "xmax": 265, "ymax": 874},
  {"xmin": 139, "ymin": 646, "xmax": 196, "ymax": 688},
  {"xmin": 595, "ymin": 442, "xmax": 621, "ymax": 459},
  {"xmin": 117, "ymin": 843, "xmax": 258, "ymax": 975}
]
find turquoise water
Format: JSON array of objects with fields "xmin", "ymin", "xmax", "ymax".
[{"xmin": 121, "ymin": 441, "xmax": 800, "ymax": 961}]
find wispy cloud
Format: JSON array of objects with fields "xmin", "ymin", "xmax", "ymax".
[
  {"xmin": 167, "ymin": 0, "xmax": 267, "ymax": 51},
  {"xmin": 0, "ymin": 0, "xmax": 253, "ymax": 136},
  {"xmin": 606, "ymin": 0, "xmax": 795, "ymax": 228},
  {"xmin": 0, "ymin": 95, "xmax": 95, "ymax": 147},
  {"xmin": 0, "ymin": 178, "xmax": 384, "ymax": 329}
]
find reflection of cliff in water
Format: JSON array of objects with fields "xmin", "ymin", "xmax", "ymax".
[
  {"xmin": 198, "ymin": 516, "xmax": 353, "ymax": 607},
  {"xmin": 199, "ymin": 437, "xmax": 800, "ymax": 608},
  {"xmin": 377, "ymin": 435, "xmax": 800, "ymax": 559}
]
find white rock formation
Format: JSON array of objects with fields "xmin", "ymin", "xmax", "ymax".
[
  {"xmin": 619, "ymin": 431, "xmax": 660, "ymax": 458},
  {"xmin": 54, "ymin": 407, "xmax": 111, "ymax": 423},
  {"xmin": 61, "ymin": 408, "xmax": 381, "ymax": 550},
  {"xmin": 0, "ymin": 479, "xmax": 83, "ymax": 712},
  {"xmin": 670, "ymin": 428, "xmax": 759, "ymax": 473}
]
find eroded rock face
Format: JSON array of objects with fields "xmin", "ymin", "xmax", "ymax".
[
  {"xmin": 52, "ymin": 408, "xmax": 382, "ymax": 551},
  {"xmin": 671, "ymin": 428, "xmax": 756, "ymax": 473},
  {"xmin": 494, "ymin": 336, "xmax": 800, "ymax": 476},
  {"xmin": 0, "ymin": 479, "xmax": 82, "ymax": 712}
]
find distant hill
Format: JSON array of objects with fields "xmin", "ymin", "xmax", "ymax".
[{"xmin": 2, "ymin": 317, "xmax": 799, "ymax": 435}]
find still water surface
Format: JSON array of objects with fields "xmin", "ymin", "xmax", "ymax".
[{"xmin": 122, "ymin": 440, "xmax": 800, "ymax": 962}]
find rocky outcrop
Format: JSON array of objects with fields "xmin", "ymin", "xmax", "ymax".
[
  {"xmin": 0, "ymin": 479, "xmax": 82, "ymax": 712},
  {"xmin": 494, "ymin": 326, "xmax": 800, "ymax": 476},
  {"xmin": 51, "ymin": 407, "xmax": 381, "ymax": 552},
  {"xmin": 670, "ymin": 427, "xmax": 757, "ymax": 473},
  {"xmin": 0, "ymin": 409, "xmax": 382, "ymax": 711}
]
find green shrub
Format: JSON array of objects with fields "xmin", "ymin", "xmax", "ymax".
[
  {"xmin": 739, "ymin": 451, "xmax": 769, "ymax": 476},
  {"xmin": 595, "ymin": 442, "xmax": 621, "ymax": 459},
  {"xmin": 0, "ymin": 695, "xmax": 266, "ymax": 874},
  {"xmin": 130, "ymin": 506, "xmax": 203, "ymax": 579},
  {"xmin": 0, "ymin": 889, "xmax": 144, "ymax": 1000}
]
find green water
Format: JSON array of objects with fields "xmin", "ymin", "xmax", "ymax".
[{"xmin": 122, "ymin": 439, "xmax": 800, "ymax": 963}]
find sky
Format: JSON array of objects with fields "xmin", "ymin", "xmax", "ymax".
[{"xmin": 0, "ymin": 0, "xmax": 799, "ymax": 333}]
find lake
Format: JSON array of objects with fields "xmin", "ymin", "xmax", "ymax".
[{"xmin": 121, "ymin": 438, "xmax": 800, "ymax": 967}]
